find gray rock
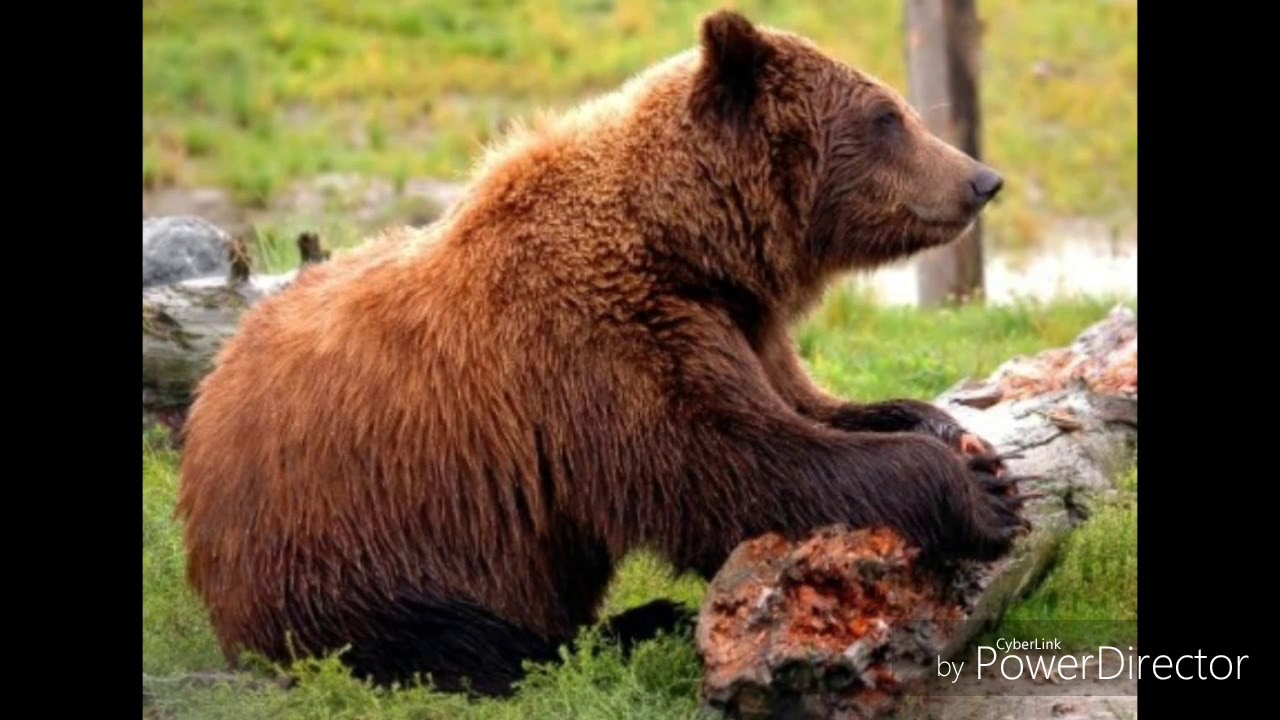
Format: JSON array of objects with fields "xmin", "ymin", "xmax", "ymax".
[{"xmin": 143, "ymin": 216, "xmax": 232, "ymax": 287}]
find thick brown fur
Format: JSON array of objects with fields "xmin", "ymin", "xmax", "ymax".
[{"xmin": 177, "ymin": 11, "xmax": 1016, "ymax": 696}]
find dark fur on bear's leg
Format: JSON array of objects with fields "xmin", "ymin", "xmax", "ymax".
[
  {"xmin": 756, "ymin": 333, "xmax": 1009, "ymax": 473},
  {"xmin": 338, "ymin": 597, "xmax": 563, "ymax": 698},
  {"xmin": 828, "ymin": 400, "xmax": 1019, "ymax": 479},
  {"xmin": 597, "ymin": 599, "xmax": 696, "ymax": 654},
  {"xmin": 658, "ymin": 314, "xmax": 1026, "ymax": 572},
  {"xmin": 336, "ymin": 598, "xmax": 696, "ymax": 697},
  {"xmin": 829, "ymin": 399, "xmax": 968, "ymax": 447}
]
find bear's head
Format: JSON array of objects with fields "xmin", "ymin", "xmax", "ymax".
[{"xmin": 688, "ymin": 10, "xmax": 1002, "ymax": 279}]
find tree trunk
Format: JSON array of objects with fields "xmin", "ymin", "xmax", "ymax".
[{"xmin": 907, "ymin": 0, "xmax": 986, "ymax": 306}]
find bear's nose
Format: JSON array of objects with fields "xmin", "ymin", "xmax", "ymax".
[{"xmin": 969, "ymin": 167, "xmax": 1003, "ymax": 207}]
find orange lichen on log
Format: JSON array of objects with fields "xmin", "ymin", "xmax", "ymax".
[
  {"xmin": 697, "ymin": 526, "xmax": 967, "ymax": 719},
  {"xmin": 996, "ymin": 333, "xmax": 1136, "ymax": 402}
]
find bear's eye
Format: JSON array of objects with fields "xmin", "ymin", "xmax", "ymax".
[{"xmin": 873, "ymin": 108, "xmax": 902, "ymax": 132}]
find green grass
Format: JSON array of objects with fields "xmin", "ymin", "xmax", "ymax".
[
  {"xmin": 994, "ymin": 466, "xmax": 1138, "ymax": 650},
  {"xmin": 143, "ymin": 294, "xmax": 1136, "ymax": 718},
  {"xmin": 797, "ymin": 285, "xmax": 1130, "ymax": 401},
  {"xmin": 142, "ymin": 0, "xmax": 1136, "ymax": 249},
  {"xmin": 144, "ymin": 434, "xmax": 222, "ymax": 676}
]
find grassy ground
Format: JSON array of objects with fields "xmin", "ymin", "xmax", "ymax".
[
  {"xmin": 995, "ymin": 465, "xmax": 1138, "ymax": 650},
  {"xmin": 142, "ymin": 0, "xmax": 1136, "ymax": 248},
  {"xmin": 143, "ymin": 293, "xmax": 1136, "ymax": 719}
]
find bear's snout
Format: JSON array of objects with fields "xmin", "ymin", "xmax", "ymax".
[{"xmin": 968, "ymin": 167, "xmax": 1003, "ymax": 208}]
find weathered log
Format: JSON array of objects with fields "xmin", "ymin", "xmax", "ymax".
[
  {"xmin": 142, "ymin": 671, "xmax": 294, "ymax": 708},
  {"xmin": 697, "ymin": 307, "xmax": 1137, "ymax": 720},
  {"xmin": 142, "ymin": 229, "xmax": 328, "ymax": 412},
  {"xmin": 142, "ymin": 270, "xmax": 298, "ymax": 409}
]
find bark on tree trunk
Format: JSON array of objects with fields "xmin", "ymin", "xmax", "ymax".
[{"xmin": 908, "ymin": 0, "xmax": 986, "ymax": 306}]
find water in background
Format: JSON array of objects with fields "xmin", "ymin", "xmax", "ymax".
[{"xmin": 851, "ymin": 221, "xmax": 1137, "ymax": 305}]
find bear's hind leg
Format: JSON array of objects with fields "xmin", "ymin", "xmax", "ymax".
[
  {"xmin": 598, "ymin": 599, "xmax": 696, "ymax": 653},
  {"xmin": 342, "ymin": 597, "xmax": 563, "ymax": 697}
]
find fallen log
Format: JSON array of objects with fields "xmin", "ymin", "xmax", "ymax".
[
  {"xmin": 697, "ymin": 306, "xmax": 1137, "ymax": 720},
  {"xmin": 142, "ymin": 270, "xmax": 297, "ymax": 408},
  {"xmin": 142, "ymin": 230, "xmax": 328, "ymax": 413}
]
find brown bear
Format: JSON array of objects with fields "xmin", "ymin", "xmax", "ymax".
[{"xmin": 177, "ymin": 10, "xmax": 1019, "ymax": 696}]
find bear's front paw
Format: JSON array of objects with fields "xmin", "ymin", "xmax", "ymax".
[
  {"xmin": 893, "ymin": 402, "xmax": 1008, "ymax": 474},
  {"xmin": 958, "ymin": 467, "xmax": 1038, "ymax": 560},
  {"xmin": 959, "ymin": 433, "xmax": 1023, "ymax": 478},
  {"xmin": 921, "ymin": 415, "xmax": 1014, "ymax": 479}
]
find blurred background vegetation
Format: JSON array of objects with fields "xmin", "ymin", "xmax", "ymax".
[{"xmin": 143, "ymin": 0, "xmax": 1136, "ymax": 256}]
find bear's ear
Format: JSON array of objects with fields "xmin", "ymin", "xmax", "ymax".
[{"xmin": 692, "ymin": 10, "xmax": 775, "ymax": 128}]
